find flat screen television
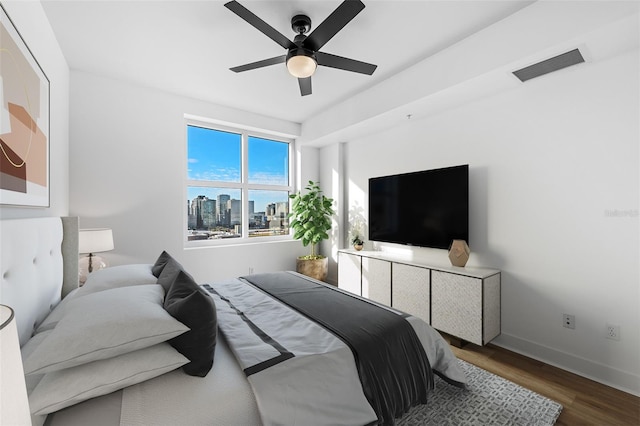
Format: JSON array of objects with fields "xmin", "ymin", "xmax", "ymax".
[{"xmin": 368, "ymin": 164, "xmax": 469, "ymax": 249}]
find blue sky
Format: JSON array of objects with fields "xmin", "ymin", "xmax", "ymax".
[{"xmin": 187, "ymin": 126, "xmax": 289, "ymax": 212}]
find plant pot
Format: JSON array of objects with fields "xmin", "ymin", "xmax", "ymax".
[
  {"xmin": 353, "ymin": 244, "xmax": 363, "ymax": 251},
  {"xmin": 296, "ymin": 256, "xmax": 328, "ymax": 282}
]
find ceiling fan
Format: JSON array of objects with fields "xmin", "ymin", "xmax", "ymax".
[{"xmin": 224, "ymin": 0, "xmax": 377, "ymax": 96}]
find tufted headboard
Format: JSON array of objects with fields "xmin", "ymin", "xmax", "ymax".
[{"xmin": 0, "ymin": 217, "xmax": 79, "ymax": 346}]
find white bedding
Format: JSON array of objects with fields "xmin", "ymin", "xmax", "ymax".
[
  {"xmin": 44, "ymin": 275, "xmax": 464, "ymax": 426},
  {"xmin": 120, "ymin": 334, "xmax": 260, "ymax": 426},
  {"xmin": 46, "ymin": 334, "xmax": 261, "ymax": 426},
  {"xmin": 208, "ymin": 274, "xmax": 466, "ymax": 425}
]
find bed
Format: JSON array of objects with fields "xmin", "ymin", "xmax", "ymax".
[{"xmin": 0, "ymin": 217, "xmax": 466, "ymax": 426}]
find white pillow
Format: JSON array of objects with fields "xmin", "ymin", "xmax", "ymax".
[
  {"xmin": 79, "ymin": 264, "xmax": 157, "ymax": 296},
  {"xmin": 23, "ymin": 285, "xmax": 189, "ymax": 375},
  {"xmin": 36, "ymin": 264, "xmax": 157, "ymax": 333},
  {"xmin": 35, "ymin": 288, "xmax": 81, "ymax": 333},
  {"xmin": 28, "ymin": 343, "xmax": 188, "ymax": 415},
  {"xmin": 20, "ymin": 330, "xmax": 51, "ymax": 394}
]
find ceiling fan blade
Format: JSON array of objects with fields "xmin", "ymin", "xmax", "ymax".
[
  {"xmin": 298, "ymin": 77, "xmax": 312, "ymax": 96},
  {"xmin": 304, "ymin": 0, "xmax": 365, "ymax": 52},
  {"xmin": 230, "ymin": 55, "xmax": 286, "ymax": 73},
  {"xmin": 316, "ymin": 51, "xmax": 377, "ymax": 75},
  {"xmin": 224, "ymin": 1, "xmax": 294, "ymax": 50}
]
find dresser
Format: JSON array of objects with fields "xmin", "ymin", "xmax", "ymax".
[{"xmin": 337, "ymin": 249, "xmax": 501, "ymax": 346}]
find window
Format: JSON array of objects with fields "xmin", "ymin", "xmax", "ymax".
[{"xmin": 186, "ymin": 121, "xmax": 293, "ymax": 245}]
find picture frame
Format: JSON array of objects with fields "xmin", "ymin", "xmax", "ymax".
[{"xmin": 0, "ymin": 3, "xmax": 50, "ymax": 207}]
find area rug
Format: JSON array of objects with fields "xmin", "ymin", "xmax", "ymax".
[{"xmin": 398, "ymin": 360, "xmax": 563, "ymax": 425}]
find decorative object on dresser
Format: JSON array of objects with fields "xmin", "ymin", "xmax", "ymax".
[
  {"xmin": 0, "ymin": 304, "xmax": 31, "ymax": 425},
  {"xmin": 288, "ymin": 181, "xmax": 334, "ymax": 281},
  {"xmin": 78, "ymin": 228, "xmax": 114, "ymax": 285},
  {"xmin": 448, "ymin": 239, "xmax": 470, "ymax": 267},
  {"xmin": 350, "ymin": 218, "xmax": 365, "ymax": 251},
  {"xmin": 338, "ymin": 249, "xmax": 501, "ymax": 347},
  {"xmin": 351, "ymin": 235, "xmax": 364, "ymax": 251}
]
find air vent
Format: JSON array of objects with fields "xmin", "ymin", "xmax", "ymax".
[{"xmin": 513, "ymin": 48, "xmax": 585, "ymax": 82}]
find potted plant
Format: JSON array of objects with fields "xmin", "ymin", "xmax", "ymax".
[
  {"xmin": 351, "ymin": 235, "xmax": 364, "ymax": 251},
  {"xmin": 350, "ymin": 219, "xmax": 364, "ymax": 251},
  {"xmin": 288, "ymin": 181, "xmax": 334, "ymax": 281}
]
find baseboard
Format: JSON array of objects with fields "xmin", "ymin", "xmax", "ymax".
[{"xmin": 492, "ymin": 333, "xmax": 640, "ymax": 397}]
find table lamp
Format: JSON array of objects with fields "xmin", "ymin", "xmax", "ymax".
[
  {"xmin": 78, "ymin": 228, "xmax": 114, "ymax": 285},
  {"xmin": 1, "ymin": 305, "xmax": 32, "ymax": 425}
]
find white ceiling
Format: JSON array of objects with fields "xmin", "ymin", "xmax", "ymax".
[{"xmin": 41, "ymin": 0, "xmax": 534, "ymax": 124}]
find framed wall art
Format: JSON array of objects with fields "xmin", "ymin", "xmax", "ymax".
[{"xmin": 0, "ymin": 4, "xmax": 50, "ymax": 207}]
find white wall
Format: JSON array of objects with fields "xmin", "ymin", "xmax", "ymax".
[
  {"xmin": 319, "ymin": 142, "xmax": 344, "ymax": 284},
  {"xmin": 0, "ymin": 1, "xmax": 69, "ymax": 219},
  {"xmin": 69, "ymin": 71, "xmax": 317, "ymax": 283},
  {"xmin": 326, "ymin": 48, "xmax": 639, "ymax": 394}
]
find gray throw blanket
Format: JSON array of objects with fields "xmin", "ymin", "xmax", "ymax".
[{"xmin": 241, "ymin": 272, "xmax": 433, "ymax": 425}]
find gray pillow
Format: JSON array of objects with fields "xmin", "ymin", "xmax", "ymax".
[
  {"xmin": 79, "ymin": 264, "xmax": 157, "ymax": 296},
  {"xmin": 28, "ymin": 343, "xmax": 188, "ymax": 415},
  {"xmin": 34, "ymin": 289, "xmax": 80, "ymax": 334},
  {"xmin": 37, "ymin": 265, "xmax": 158, "ymax": 333},
  {"xmin": 20, "ymin": 331, "xmax": 51, "ymax": 395},
  {"xmin": 164, "ymin": 270, "xmax": 217, "ymax": 376},
  {"xmin": 152, "ymin": 250, "xmax": 173, "ymax": 277},
  {"xmin": 23, "ymin": 285, "xmax": 189, "ymax": 375},
  {"xmin": 156, "ymin": 257, "xmax": 190, "ymax": 294}
]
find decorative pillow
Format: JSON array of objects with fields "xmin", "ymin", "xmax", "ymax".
[
  {"xmin": 78, "ymin": 264, "xmax": 157, "ymax": 296},
  {"xmin": 164, "ymin": 270, "xmax": 217, "ymax": 377},
  {"xmin": 28, "ymin": 343, "xmax": 188, "ymax": 415},
  {"xmin": 156, "ymin": 256, "xmax": 189, "ymax": 294},
  {"xmin": 23, "ymin": 285, "xmax": 189, "ymax": 375},
  {"xmin": 151, "ymin": 250, "xmax": 173, "ymax": 277}
]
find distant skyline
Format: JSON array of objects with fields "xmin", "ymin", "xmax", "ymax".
[{"xmin": 187, "ymin": 187, "xmax": 288, "ymax": 214}]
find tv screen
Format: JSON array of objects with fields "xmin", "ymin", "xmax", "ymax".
[{"xmin": 368, "ymin": 165, "xmax": 469, "ymax": 249}]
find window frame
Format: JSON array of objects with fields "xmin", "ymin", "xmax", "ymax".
[{"xmin": 184, "ymin": 116, "xmax": 295, "ymax": 248}]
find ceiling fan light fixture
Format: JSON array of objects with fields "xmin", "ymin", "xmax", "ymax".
[
  {"xmin": 286, "ymin": 49, "xmax": 317, "ymax": 78},
  {"xmin": 225, "ymin": 0, "xmax": 376, "ymax": 95}
]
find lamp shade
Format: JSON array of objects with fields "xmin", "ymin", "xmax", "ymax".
[
  {"xmin": 286, "ymin": 49, "xmax": 317, "ymax": 78},
  {"xmin": 79, "ymin": 228, "xmax": 114, "ymax": 254},
  {"xmin": 0, "ymin": 305, "xmax": 32, "ymax": 425}
]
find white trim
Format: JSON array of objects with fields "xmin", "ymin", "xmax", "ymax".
[
  {"xmin": 184, "ymin": 113, "xmax": 299, "ymax": 140},
  {"xmin": 493, "ymin": 332, "xmax": 640, "ymax": 396}
]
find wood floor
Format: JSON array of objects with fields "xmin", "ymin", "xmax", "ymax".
[{"xmin": 444, "ymin": 335, "xmax": 640, "ymax": 425}]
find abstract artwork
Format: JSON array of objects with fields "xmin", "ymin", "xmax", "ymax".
[{"xmin": 0, "ymin": 4, "xmax": 50, "ymax": 207}]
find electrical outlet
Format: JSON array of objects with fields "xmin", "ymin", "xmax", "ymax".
[
  {"xmin": 606, "ymin": 324, "xmax": 620, "ymax": 340},
  {"xmin": 248, "ymin": 267, "xmax": 254, "ymax": 275},
  {"xmin": 563, "ymin": 314, "xmax": 575, "ymax": 329}
]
